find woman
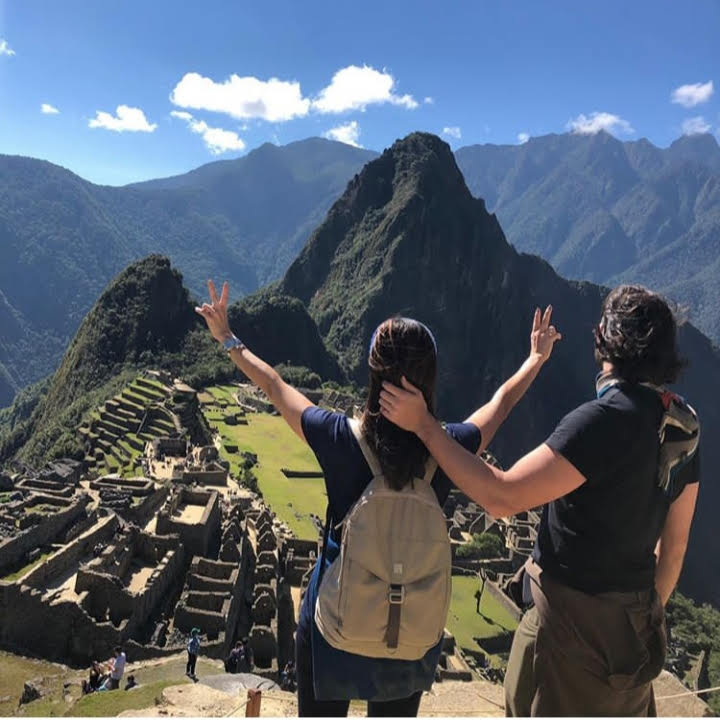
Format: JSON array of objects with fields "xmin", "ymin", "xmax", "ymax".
[
  {"xmin": 196, "ymin": 280, "xmax": 559, "ymax": 716},
  {"xmin": 379, "ymin": 285, "xmax": 700, "ymax": 717}
]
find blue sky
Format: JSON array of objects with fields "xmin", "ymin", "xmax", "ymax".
[{"xmin": 1, "ymin": 0, "xmax": 718, "ymax": 185}]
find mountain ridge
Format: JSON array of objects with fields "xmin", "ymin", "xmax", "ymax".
[
  {"xmin": 0, "ymin": 139, "xmax": 376, "ymax": 403},
  {"xmin": 455, "ymin": 130, "xmax": 720, "ymax": 342},
  {"xmin": 277, "ymin": 131, "xmax": 720, "ymax": 606}
]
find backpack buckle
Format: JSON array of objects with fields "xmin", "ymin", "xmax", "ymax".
[{"xmin": 388, "ymin": 584, "xmax": 405, "ymax": 604}]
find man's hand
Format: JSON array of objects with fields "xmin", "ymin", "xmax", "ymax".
[
  {"xmin": 379, "ymin": 377, "xmax": 433, "ymax": 433},
  {"xmin": 195, "ymin": 279, "xmax": 233, "ymax": 343},
  {"xmin": 530, "ymin": 305, "xmax": 562, "ymax": 364}
]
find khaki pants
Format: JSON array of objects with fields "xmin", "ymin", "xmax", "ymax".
[{"xmin": 504, "ymin": 559, "xmax": 665, "ymax": 717}]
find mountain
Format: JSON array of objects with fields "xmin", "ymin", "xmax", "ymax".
[
  {"xmin": 454, "ymin": 131, "xmax": 720, "ymax": 343},
  {"xmin": 279, "ymin": 132, "xmax": 720, "ymax": 605},
  {"xmin": 0, "ymin": 139, "xmax": 376, "ymax": 403},
  {"xmin": 0, "ymin": 255, "xmax": 344, "ymax": 465}
]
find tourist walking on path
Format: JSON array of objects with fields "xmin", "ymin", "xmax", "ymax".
[
  {"xmin": 379, "ymin": 285, "xmax": 700, "ymax": 717},
  {"xmin": 108, "ymin": 646, "xmax": 126, "ymax": 690},
  {"xmin": 196, "ymin": 280, "xmax": 559, "ymax": 717},
  {"xmin": 186, "ymin": 628, "xmax": 201, "ymax": 679}
]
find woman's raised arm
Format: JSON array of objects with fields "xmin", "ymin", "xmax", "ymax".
[
  {"xmin": 465, "ymin": 305, "xmax": 561, "ymax": 453},
  {"xmin": 195, "ymin": 279, "xmax": 314, "ymax": 442}
]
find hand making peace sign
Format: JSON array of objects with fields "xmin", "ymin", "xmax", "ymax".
[{"xmin": 195, "ymin": 279, "xmax": 233, "ymax": 343}]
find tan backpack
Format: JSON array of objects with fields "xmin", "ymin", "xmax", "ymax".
[{"xmin": 314, "ymin": 418, "xmax": 452, "ymax": 661}]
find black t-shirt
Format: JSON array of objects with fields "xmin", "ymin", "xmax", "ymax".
[{"xmin": 533, "ymin": 382, "xmax": 700, "ymax": 594}]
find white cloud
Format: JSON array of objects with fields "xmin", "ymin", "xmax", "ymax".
[
  {"xmin": 89, "ymin": 105, "xmax": 157, "ymax": 132},
  {"xmin": 566, "ymin": 111, "xmax": 634, "ymax": 136},
  {"xmin": 41, "ymin": 103, "xmax": 60, "ymax": 115},
  {"xmin": 442, "ymin": 126, "xmax": 462, "ymax": 140},
  {"xmin": 424, "ymin": 96, "xmax": 434, "ymax": 105},
  {"xmin": 681, "ymin": 116, "xmax": 712, "ymax": 135},
  {"xmin": 0, "ymin": 39, "xmax": 15, "ymax": 56},
  {"xmin": 312, "ymin": 65, "xmax": 418, "ymax": 113},
  {"xmin": 170, "ymin": 72, "xmax": 310, "ymax": 122},
  {"xmin": 517, "ymin": 132, "xmax": 530, "ymax": 144},
  {"xmin": 671, "ymin": 81, "xmax": 714, "ymax": 108},
  {"xmin": 171, "ymin": 110, "xmax": 245, "ymax": 154},
  {"xmin": 323, "ymin": 120, "xmax": 362, "ymax": 147}
]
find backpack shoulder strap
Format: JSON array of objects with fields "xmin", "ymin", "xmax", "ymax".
[
  {"xmin": 348, "ymin": 417, "xmax": 383, "ymax": 478},
  {"xmin": 421, "ymin": 456, "xmax": 438, "ymax": 484}
]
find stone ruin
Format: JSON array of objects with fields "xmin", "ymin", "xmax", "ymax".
[
  {"xmin": 14, "ymin": 458, "xmax": 82, "ymax": 498},
  {"xmin": 0, "ymin": 488, "xmax": 95, "ymax": 573},
  {"xmin": 156, "ymin": 486, "xmax": 222, "ymax": 558},
  {"xmin": 75, "ymin": 525, "xmax": 185, "ymax": 635},
  {"xmin": 91, "ymin": 474, "xmax": 165, "ymax": 517}
]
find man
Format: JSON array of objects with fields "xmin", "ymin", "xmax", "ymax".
[
  {"xmin": 380, "ymin": 286, "xmax": 700, "ymax": 716},
  {"xmin": 108, "ymin": 646, "xmax": 126, "ymax": 690}
]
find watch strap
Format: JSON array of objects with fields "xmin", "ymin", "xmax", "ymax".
[{"xmin": 222, "ymin": 335, "xmax": 245, "ymax": 352}]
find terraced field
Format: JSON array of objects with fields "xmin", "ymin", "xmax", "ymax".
[
  {"xmin": 77, "ymin": 376, "xmax": 177, "ymax": 477},
  {"xmin": 200, "ymin": 386, "xmax": 326, "ymax": 538}
]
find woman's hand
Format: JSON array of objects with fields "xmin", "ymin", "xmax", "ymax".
[
  {"xmin": 195, "ymin": 279, "xmax": 233, "ymax": 343},
  {"xmin": 379, "ymin": 377, "xmax": 433, "ymax": 433},
  {"xmin": 531, "ymin": 305, "xmax": 562, "ymax": 364}
]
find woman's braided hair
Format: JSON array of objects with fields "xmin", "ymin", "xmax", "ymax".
[
  {"xmin": 594, "ymin": 285, "xmax": 686, "ymax": 385},
  {"xmin": 361, "ymin": 317, "xmax": 437, "ymax": 491}
]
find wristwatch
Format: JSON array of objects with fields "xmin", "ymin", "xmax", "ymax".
[{"xmin": 222, "ymin": 335, "xmax": 245, "ymax": 353}]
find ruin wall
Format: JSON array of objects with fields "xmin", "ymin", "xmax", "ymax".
[{"xmin": 0, "ymin": 497, "xmax": 98, "ymax": 577}]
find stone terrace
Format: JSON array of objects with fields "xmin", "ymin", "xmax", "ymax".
[{"xmin": 77, "ymin": 375, "xmax": 177, "ymax": 477}]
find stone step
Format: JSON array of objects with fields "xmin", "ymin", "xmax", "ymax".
[{"xmin": 135, "ymin": 377, "xmax": 170, "ymax": 394}]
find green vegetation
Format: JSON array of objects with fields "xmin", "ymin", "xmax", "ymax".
[
  {"xmin": 456, "ymin": 132, "xmax": 720, "ymax": 343},
  {"xmin": 0, "ymin": 140, "xmax": 374, "ymax": 404},
  {"xmin": 1, "ymin": 552, "xmax": 53, "ymax": 582},
  {"xmin": 69, "ymin": 680, "xmax": 179, "ymax": 717},
  {"xmin": 446, "ymin": 575, "xmax": 518, "ymax": 662},
  {"xmin": 666, "ymin": 592, "xmax": 720, "ymax": 715},
  {"xmin": 203, "ymin": 395, "xmax": 325, "ymax": 538},
  {"xmin": 456, "ymin": 533, "xmax": 505, "ymax": 560},
  {"xmin": 0, "ymin": 651, "xmax": 222, "ymax": 717},
  {"xmin": 0, "ymin": 651, "xmax": 68, "ymax": 717},
  {"xmin": 275, "ymin": 364, "xmax": 322, "ymax": 389}
]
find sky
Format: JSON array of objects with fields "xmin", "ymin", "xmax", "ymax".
[{"xmin": 0, "ymin": 0, "xmax": 719, "ymax": 185}]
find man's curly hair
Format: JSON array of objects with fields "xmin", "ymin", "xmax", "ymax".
[{"xmin": 594, "ymin": 285, "xmax": 686, "ymax": 386}]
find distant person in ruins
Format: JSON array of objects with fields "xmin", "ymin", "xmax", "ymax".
[
  {"xmin": 124, "ymin": 674, "xmax": 138, "ymax": 691},
  {"xmin": 82, "ymin": 661, "xmax": 106, "ymax": 694},
  {"xmin": 239, "ymin": 636, "xmax": 253, "ymax": 673},
  {"xmin": 186, "ymin": 628, "xmax": 201, "ymax": 679},
  {"xmin": 107, "ymin": 646, "xmax": 126, "ymax": 690},
  {"xmin": 225, "ymin": 640, "xmax": 244, "ymax": 674},
  {"xmin": 196, "ymin": 280, "xmax": 560, "ymax": 717},
  {"xmin": 280, "ymin": 660, "xmax": 297, "ymax": 692},
  {"xmin": 380, "ymin": 285, "xmax": 700, "ymax": 717}
]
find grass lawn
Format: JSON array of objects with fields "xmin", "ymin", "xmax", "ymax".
[
  {"xmin": 202, "ymin": 395, "xmax": 326, "ymax": 538},
  {"xmin": 69, "ymin": 679, "xmax": 179, "ymax": 717},
  {"xmin": 2, "ymin": 552, "xmax": 53, "ymax": 582},
  {"xmin": 0, "ymin": 651, "xmax": 68, "ymax": 717},
  {"xmin": 447, "ymin": 576, "xmax": 518, "ymax": 658},
  {"xmin": 3, "ymin": 652, "xmax": 221, "ymax": 717},
  {"xmin": 207, "ymin": 385, "xmax": 238, "ymax": 404}
]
